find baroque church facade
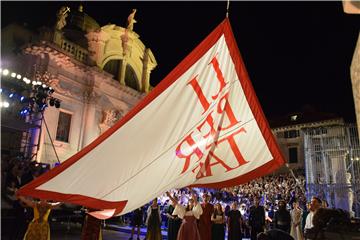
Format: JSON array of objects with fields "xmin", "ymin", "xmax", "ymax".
[
  {"xmin": 2, "ymin": 5, "xmax": 357, "ymax": 171},
  {"xmin": 1, "ymin": 5, "xmax": 157, "ymax": 165}
]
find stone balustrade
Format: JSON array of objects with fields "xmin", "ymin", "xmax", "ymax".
[{"xmin": 60, "ymin": 39, "xmax": 88, "ymax": 63}]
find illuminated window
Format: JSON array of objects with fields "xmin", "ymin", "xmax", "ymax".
[{"xmin": 56, "ymin": 111, "xmax": 72, "ymax": 142}]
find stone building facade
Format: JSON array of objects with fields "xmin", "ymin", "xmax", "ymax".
[
  {"xmin": 1, "ymin": 5, "xmax": 157, "ymax": 166},
  {"xmin": 271, "ymin": 114, "xmax": 345, "ymax": 170}
]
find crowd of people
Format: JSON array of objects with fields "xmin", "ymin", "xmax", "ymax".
[
  {"xmin": 1, "ymin": 155, "xmax": 53, "ymax": 239},
  {"xmin": 1, "ymin": 157, "xmax": 354, "ymax": 240},
  {"xmin": 126, "ymin": 172, "xmax": 317, "ymax": 240}
]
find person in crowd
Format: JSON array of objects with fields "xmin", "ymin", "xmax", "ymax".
[
  {"xmin": 8, "ymin": 164, "xmax": 30, "ymax": 240},
  {"xmin": 257, "ymin": 229, "xmax": 295, "ymax": 240},
  {"xmin": 304, "ymin": 197, "xmax": 322, "ymax": 239},
  {"xmin": 129, "ymin": 207, "xmax": 144, "ymax": 240},
  {"xmin": 81, "ymin": 208, "xmax": 103, "ymax": 240},
  {"xmin": 227, "ymin": 201, "xmax": 242, "ymax": 240},
  {"xmin": 17, "ymin": 196, "xmax": 61, "ymax": 240},
  {"xmin": 145, "ymin": 198, "xmax": 162, "ymax": 240},
  {"xmin": 240, "ymin": 203, "xmax": 247, "ymax": 216},
  {"xmin": 274, "ymin": 200, "xmax": 291, "ymax": 233},
  {"xmin": 211, "ymin": 202, "xmax": 225, "ymax": 240},
  {"xmin": 290, "ymin": 201, "xmax": 303, "ymax": 240},
  {"xmin": 301, "ymin": 202, "xmax": 310, "ymax": 233},
  {"xmin": 288, "ymin": 191, "xmax": 296, "ymax": 209},
  {"xmin": 166, "ymin": 195, "xmax": 181, "ymax": 240},
  {"xmin": 224, "ymin": 204, "xmax": 231, "ymax": 217},
  {"xmin": 249, "ymin": 196, "xmax": 266, "ymax": 240},
  {"xmin": 166, "ymin": 190, "xmax": 203, "ymax": 240},
  {"xmin": 322, "ymin": 200, "xmax": 329, "ymax": 208},
  {"xmin": 198, "ymin": 193, "xmax": 214, "ymax": 240}
]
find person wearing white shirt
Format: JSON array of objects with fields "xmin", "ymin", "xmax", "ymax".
[
  {"xmin": 166, "ymin": 190, "xmax": 203, "ymax": 240},
  {"xmin": 304, "ymin": 197, "xmax": 322, "ymax": 239}
]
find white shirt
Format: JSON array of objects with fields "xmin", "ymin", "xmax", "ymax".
[
  {"xmin": 305, "ymin": 211, "xmax": 314, "ymax": 229},
  {"xmin": 172, "ymin": 203, "xmax": 203, "ymax": 219}
]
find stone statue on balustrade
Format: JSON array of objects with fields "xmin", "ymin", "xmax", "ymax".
[
  {"xmin": 127, "ymin": 9, "xmax": 137, "ymax": 31},
  {"xmin": 56, "ymin": 6, "xmax": 70, "ymax": 30}
]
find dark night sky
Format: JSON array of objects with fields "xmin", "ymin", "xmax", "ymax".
[{"xmin": 1, "ymin": 1, "xmax": 359, "ymax": 122}]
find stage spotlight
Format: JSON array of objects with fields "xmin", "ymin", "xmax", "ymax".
[
  {"xmin": 32, "ymin": 81, "xmax": 37, "ymax": 85},
  {"xmin": 17, "ymin": 74, "xmax": 22, "ymax": 79},
  {"xmin": 3, "ymin": 69, "xmax": 9, "ymax": 76},
  {"xmin": 0, "ymin": 88, "xmax": 2, "ymax": 93},
  {"xmin": 20, "ymin": 96, "xmax": 25, "ymax": 101},
  {"xmin": 3, "ymin": 102, "xmax": 9, "ymax": 108},
  {"xmin": 9, "ymin": 93, "xmax": 14, "ymax": 98},
  {"xmin": 11, "ymin": 72, "xmax": 16, "ymax": 78}
]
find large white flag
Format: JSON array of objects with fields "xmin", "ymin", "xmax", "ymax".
[{"xmin": 18, "ymin": 19, "xmax": 284, "ymax": 218}]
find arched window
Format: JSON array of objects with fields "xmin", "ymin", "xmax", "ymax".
[
  {"xmin": 103, "ymin": 59, "xmax": 122, "ymax": 80},
  {"xmin": 103, "ymin": 60, "xmax": 139, "ymax": 91},
  {"xmin": 125, "ymin": 64, "xmax": 139, "ymax": 91}
]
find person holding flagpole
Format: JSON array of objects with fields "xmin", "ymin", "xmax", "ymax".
[
  {"xmin": 17, "ymin": 196, "xmax": 61, "ymax": 240},
  {"xmin": 166, "ymin": 190, "xmax": 203, "ymax": 240}
]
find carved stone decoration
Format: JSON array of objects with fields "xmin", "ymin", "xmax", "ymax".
[
  {"xmin": 127, "ymin": 9, "xmax": 137, "ymax": 31},
  {"xmin": 83, "ymin": 87, "xmax": 100, "ymax": 104},
  {"xmin": 99, "ymin": 109, "xmax": 122, "ymax": 134},
  {"xmin": 86, "ymin": 20, "xmax": 157, "ymax": 93},
  {"xmin": 86, "ymin": 30, "xmax": 111, "ymax": 66},
  {"xmin": 36, "ymin": 71, "xmax": 72, "ymax": 96},
  {"xmin": 55, "ymin": 6, "xmax": 70, "ymax": 30},
  {"xmin": 121, "ymin": 29, "xmax": 130, "ymax": 57},
  {"xmin": 350, "ymin": 34, "xmax": 360, "ymax": 132}
]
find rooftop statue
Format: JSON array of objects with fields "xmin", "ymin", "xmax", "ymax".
[
  {"xmin": 127, "ymin": 9, "xmax": 137, "ymax": 31},
  {"xmin": 56, "ymin": 6, "xmax": 70, "ymax": 30}
]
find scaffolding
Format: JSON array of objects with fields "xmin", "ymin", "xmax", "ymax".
[{"xmin": 304, "ymin": 124, "xmax": 360, "ymax": 217}]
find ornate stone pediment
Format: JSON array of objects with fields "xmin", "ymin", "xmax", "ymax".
[{"xmin": 35, "ymin": 71, "xmax": 72, "ymax": 96}]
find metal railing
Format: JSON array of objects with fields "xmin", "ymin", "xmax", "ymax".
[{"xmin": 304, "ymin": 124, "xmax": 360, "ymax": 217}]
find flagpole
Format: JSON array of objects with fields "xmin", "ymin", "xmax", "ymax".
[
  {"xmin": 226, "ymin": 0, "xmax": 230, "ymax": 18},
  {"xmin": 42, "ymin": 112, "xmax": 61, "ymax": 164}
]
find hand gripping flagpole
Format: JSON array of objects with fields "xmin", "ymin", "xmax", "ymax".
[{"xmin": 226, "ymin": 0, "xmax": 230, "ymax": 18}]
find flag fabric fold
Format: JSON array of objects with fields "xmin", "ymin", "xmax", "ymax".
[{"xmin": 18, "ymin": 18, "xmax": 284, "ymax": 218}]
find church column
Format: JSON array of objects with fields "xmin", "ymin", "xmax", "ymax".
[
  {"xmin": 141, "ymin": 48, "xmax": 151, "ymax": 93},
  {"xmin": 118, "ymin": 58, "xmax": 127, "ymax": 86},
  {"xmin": 81, "ymin": 88, "xmax": 99, "ymax": 148}
]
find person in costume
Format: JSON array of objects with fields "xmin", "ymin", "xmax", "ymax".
[
  {"xmin": 166, "ymin": 190, "xmax": 203, "ymax": 240},
  {"xmin": 18, "ymin": 196, "xmax": 61, "ymax": 240}
]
